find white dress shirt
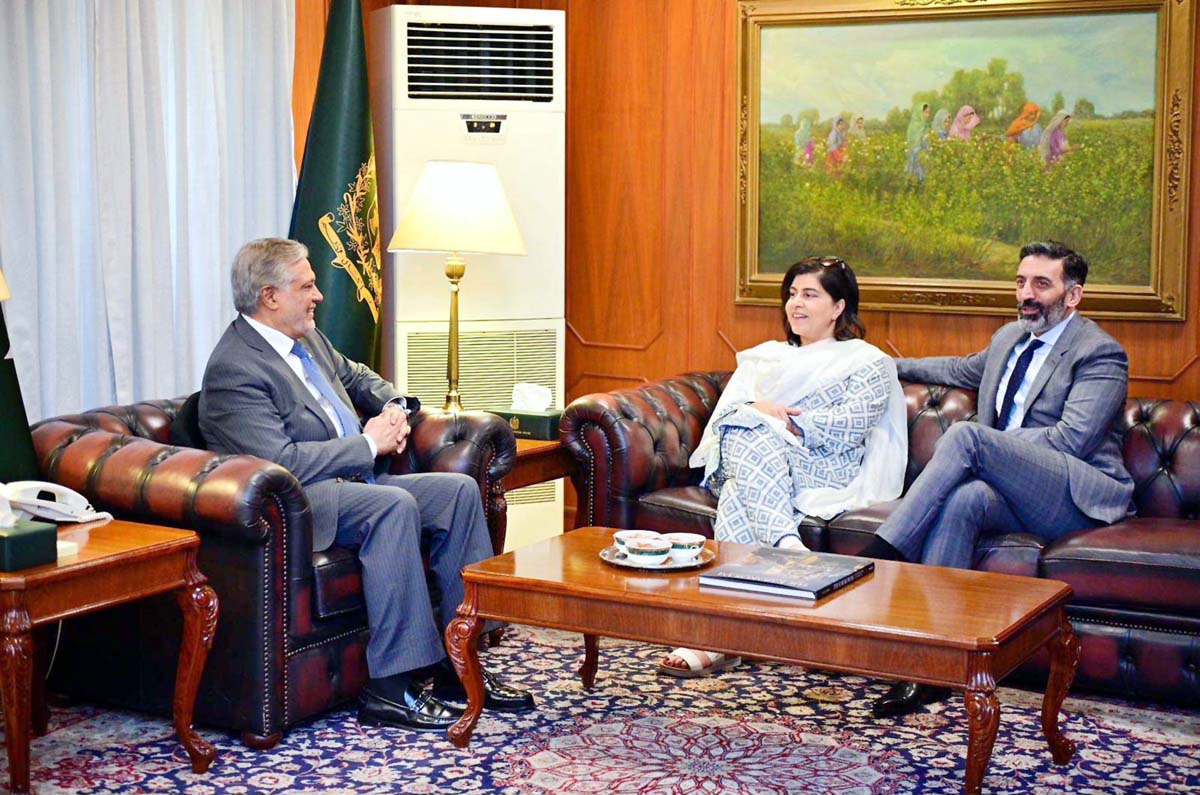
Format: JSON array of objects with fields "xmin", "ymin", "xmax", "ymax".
[
  {"xmin": 242, "ymin": 314, "xmax": 377, "ymax": 456},
  {"xmin": 994, "ymin": 311, "xmax": 1075, "ymax": 430}
]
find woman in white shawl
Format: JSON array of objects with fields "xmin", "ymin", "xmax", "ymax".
[{"xmin": 659, "ymin": 256, "xmax": 907, "ymax": 677}]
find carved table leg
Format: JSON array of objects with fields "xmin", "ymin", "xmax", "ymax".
[
  {"xmin": 445, "ymin": 584, "xmax": 483, "ymax": 749},
  {"xmin": 1042, "ymin": 614, "xmax": 1080, "ymax": 765},
  {"xmin": 0, "ymin": 598, "xmax": 33, "ymax": 794},
  {"xmin": 175, "ymin": 579, "xmax": 219, "ymax": 773},
  {"xmin": 964, "ymin": 658, "xmax": 999, "ymax": 795},
  {"xmin": 579, "ymin": 634, "xmax": 598, "ymax": 689}
]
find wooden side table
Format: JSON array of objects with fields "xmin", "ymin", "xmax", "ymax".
[
  {"xmin": 0, "ymin": 518, "xmax": 218, "ymax": 794},
  {"xmin": 508, "ymin": 438, "xmax": 575, "ymax": 491}
]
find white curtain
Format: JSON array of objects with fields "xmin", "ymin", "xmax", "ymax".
[{"xmin": 0, "ymin": 0, "xmax": 295, "ymax": 421}]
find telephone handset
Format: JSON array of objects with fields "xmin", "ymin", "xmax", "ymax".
[{"xmin": 0, "ymin": 481, "xmax": 113, "ymax": 524}]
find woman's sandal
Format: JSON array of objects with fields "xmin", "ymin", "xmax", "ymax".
[{"xmin": 656, "ymin": 648, "xmax": 742, "ymax": 678}]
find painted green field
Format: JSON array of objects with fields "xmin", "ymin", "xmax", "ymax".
[{"xmin": 757, "ymin": 118, "xmax": 1153, "ymax": 284}]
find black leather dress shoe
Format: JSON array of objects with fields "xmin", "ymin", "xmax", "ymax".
[
  {"xmin": 872, "ymin": 681, "xmax": 952, "ymax": 718},
  {"xmin": 357, "ymin": 684, "xmax": 463, "ymax": 732},
  {"xmin": 433, "ymin": 665, "xmax": 536, "ymax": 713}
]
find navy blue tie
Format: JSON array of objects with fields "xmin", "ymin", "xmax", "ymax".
[
  {"xmin": 291, "ymin": 341, "xmax": 361, "ymax": 438},
  {"xmin": 996, "ymin": 339, "xmax": 1044, "ymax": 429}
]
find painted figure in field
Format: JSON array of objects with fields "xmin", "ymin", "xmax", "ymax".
[
  {"xmin": 947, "ymin": 105, "xmax": 981, "ymax": 140},
  {"xmin": 932, "ymin": 108, "xmax": 952, "ymax": 141},
  {"xmin": 1006, "ymin": 102, "xmax": 1043, "ymax": 150},
  {"xmin": 1040, "ymin": 110, "xmax": 1080, "ymax": 168},
  {"xmin": 849, "ymin": 114, "xmax": 867, "ymax": 141},
  {"xmin": 905, "ymin": 102, "xmax": 931, "ymax": 181},
  {"xmin": 793, "ymin": 117, "xmax": 815, "ymax": 168},
  {"xmin": 825, "ymin": 116, "xmax": 850, "ymax": 175}
]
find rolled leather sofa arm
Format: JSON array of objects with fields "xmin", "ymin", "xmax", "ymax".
[
  {"xmin": 561, "ymin": 372, "xmax": 729, "ymax": 529},
  {"xmin": 31, "ymin": 420, "xmax": 310, "ymax": 549},
  {"xmin": 390, "ymin": 409, "xmax": 517, "ymax": 553},
  {"xmin": 393, "ymin": 408, "xmax": 517, "ymax": 482}
]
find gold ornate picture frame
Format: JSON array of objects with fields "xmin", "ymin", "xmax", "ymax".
[{"xmin": 735, "ymin": 0, "xmax": 1194, "ymax": 320}]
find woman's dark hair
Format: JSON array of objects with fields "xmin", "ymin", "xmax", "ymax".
[{"xmin": 780, "ymin": 256, "xmax": 866, "ymax": 345}]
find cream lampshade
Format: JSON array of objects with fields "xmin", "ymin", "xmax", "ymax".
[
  {"xmin": 388, "ymin": 161, "xmax": 526, "ymax": 412},
  {"xmin": 0, "ymin": 268, "xmax": 10, "ymax": 302}
]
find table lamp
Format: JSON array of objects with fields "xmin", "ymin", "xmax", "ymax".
[{"xmin": 387, "ymin": 161, "xmax": 526, "ymax": 412}]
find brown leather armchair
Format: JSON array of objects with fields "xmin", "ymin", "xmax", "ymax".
[
  {"xmin": 31, "ymin": 397, "xmax": 516, "ymax": 748},
  {"xmin": 562, "ymin": 372, "xmax": 1200, "ymax": 706}
]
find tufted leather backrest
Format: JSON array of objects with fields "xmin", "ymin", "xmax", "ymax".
[
  {"xmin": 565, "ymin": 371, "xmax": 1200, "ymax": 527},
  {"xmin": 868, "ymin": 386, "xmax": 1200, "ymax": 518},
  {"xmin": 43, "ymin": 399, "xmax": 183, "ymax": 443},
  {"xmin": 561, "ymin": 372, "xmax": 729, "ymax": 528},
  {"xmin": 901, "ymin": 383, "xmax": 979, "ymax": 488},
  {"xmin": 1122, "ymin": 398, "xmax": 1200, "ymax": 519}
]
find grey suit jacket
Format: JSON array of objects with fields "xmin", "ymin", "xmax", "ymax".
[
  {"xmin": 896, "ymin": 314, "xmax": 1133, "ymax": 523},
  {"xmin": 199, "ymin": 316, "xmax": 408, "ymax": 550}
]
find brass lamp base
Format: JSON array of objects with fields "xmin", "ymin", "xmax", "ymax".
[{"xmin": 443, "ymin": 253, "xmax": 466, "ymax": 413}]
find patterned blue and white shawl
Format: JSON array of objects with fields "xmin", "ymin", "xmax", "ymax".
[{"xmin": 689, "ymin": 338, "xmax": 907, "ymax": 520}]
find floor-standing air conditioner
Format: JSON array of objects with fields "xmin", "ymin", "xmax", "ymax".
[{"xmin": 370, "ymin": 5, "xmax": 566, "ymax": 549}]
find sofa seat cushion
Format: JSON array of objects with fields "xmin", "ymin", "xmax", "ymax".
[
  {"xmin": 636, "ymin": 487, "xmax": 828, "ymax": 549},
  {"xmin": 1041, "ymin": 518, "xmax": 1200, "ymax": 616},
  {"xmin": 824, "ymin": 501, "xmax": 899, "ymax": 555},
  {"xmin": 636, "ymin": 487, "xmax": 717, "ymax": 537},
  {"xmin": 312, "ymin": 546, "xmax": 365, "ymax": 619},
  {"xmin": 825, "ymin": 501, "xmax": 1041, "ymax": 575}
]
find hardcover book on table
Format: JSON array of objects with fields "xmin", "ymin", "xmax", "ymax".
[{"xmin": 698, "ymin": 547, "xmax": 874, "ymax": 600}]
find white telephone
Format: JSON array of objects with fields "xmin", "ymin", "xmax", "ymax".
[{"xmin": 0, "ymin": 481, "xmax": 113, "ymax": 525}]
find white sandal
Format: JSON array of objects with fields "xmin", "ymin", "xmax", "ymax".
[{"xmin": 657, "ymin": 648, "xmax": 742, "ymax": 678}]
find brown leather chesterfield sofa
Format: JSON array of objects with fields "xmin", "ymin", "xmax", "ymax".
[
  {"xmin": 561, "ymin": 372, "xmax": 1200, "ymax": 706},
  {"xmin": 31, "ymin": 398, "xmax": 516, "ymax": 748}
]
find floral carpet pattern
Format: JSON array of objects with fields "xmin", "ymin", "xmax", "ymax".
[{"xmin": 12, "ymin": 626, "xmax": 1200, "ymax": 794}]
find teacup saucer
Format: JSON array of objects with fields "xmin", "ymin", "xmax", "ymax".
[{"xmin": 599, "ymin": 545, "xmax": 715, "ymax": 572}]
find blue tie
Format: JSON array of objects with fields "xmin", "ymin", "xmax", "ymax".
[
  {"xmin": 996, "ymin": 339, "xmax": 1044, "ymax": 430},
  {"xmin": 291, "ymin": 341, "xmax": 361, "ymax": 438}
]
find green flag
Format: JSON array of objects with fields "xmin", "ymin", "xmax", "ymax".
[
  {"xmin": 289, "ymin": 0, "xmax": 382, "ymax": 369},
  {"xmin": 0, "ymin": 308, "xmax": 39, "ymax": 482}
]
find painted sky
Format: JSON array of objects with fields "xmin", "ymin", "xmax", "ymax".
[{"xmin": 760, "ymin": 12, "xmax": 1158, "ymax": 123}]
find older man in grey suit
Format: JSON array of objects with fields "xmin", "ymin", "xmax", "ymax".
[
  {"xmin": 860, "ymin": 241, "xmax": 1134, "ymax": 718},
  {"xmin": 199, "ymin": 238, "xmax": 532, "ymax": 732}
]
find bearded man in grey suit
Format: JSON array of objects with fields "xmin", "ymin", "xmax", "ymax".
[
  {"xmin": 860, "ymin": 241, "xmax": 1134, "ymax": 718},
  {"xmin": 199, "ymin": 238, "xmax": 532, "ymax": 732}
]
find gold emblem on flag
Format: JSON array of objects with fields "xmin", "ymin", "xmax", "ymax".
[{"xmin": 318, "ymin": 155, "xmax": 382, "ymax": 322}]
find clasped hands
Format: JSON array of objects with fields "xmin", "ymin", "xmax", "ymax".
[
  {"xmin": 751, "ymin": 400, "xmax": 802, "ymax": 436},
  {"xmin": 364, "ymin": 404, "xmax": 411, "ymax": 456}
]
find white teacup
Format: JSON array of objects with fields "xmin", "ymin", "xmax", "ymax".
[
  {"xmin": 663, "ymin": 532, "xmax": 706, "ymax": 563},
  {"xmin": 623, "ymin": 537, "xmax": 672, "ymax": 566},
  {"xmin": 613, "ymin": 530, "xmax": 660, "ymax": 553}
]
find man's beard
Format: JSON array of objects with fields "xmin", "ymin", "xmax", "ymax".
[{"xmin": 1017, "ymin": 294, "xmax": 1068, "ymax": 334}]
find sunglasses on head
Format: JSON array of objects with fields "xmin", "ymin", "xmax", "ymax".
[{"xmin": 799, "ymin": 256, "xmax": 847, "ymax": 270}]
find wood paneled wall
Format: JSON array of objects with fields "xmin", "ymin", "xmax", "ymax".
[{"xmin": 295, "ymin": 0, "xmax": 1200, "ymax": 401}]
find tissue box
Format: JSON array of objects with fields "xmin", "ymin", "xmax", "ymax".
[
  {"xmin": 0, "ymin": 520, "xmax": 58, "ymax": 571},
  {"xmin": 491, "ymin": 409, "xmax": 561, "ymax": 440}
]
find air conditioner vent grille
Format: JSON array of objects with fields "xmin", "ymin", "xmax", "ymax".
[
  {"xmin": 406, "ymin": 22, "xmax": 554, "ymax": 102},
  {"xmin": 405, "ymin": 328, "xmax": 558, "ymax": 413}
]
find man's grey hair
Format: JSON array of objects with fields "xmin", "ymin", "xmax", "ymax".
[{"xmin": 231, "ymin": 238, "xmax": 310, "ymax": 315}]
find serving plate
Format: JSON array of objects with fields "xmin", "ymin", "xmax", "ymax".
[{"xmin": 599, "ymin": 544, "xmax": 716, "ymax": 572}]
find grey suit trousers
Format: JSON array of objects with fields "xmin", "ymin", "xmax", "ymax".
[
  {"xmin": 877, "ymin": 422, "xmax": 1098, "ymax": 568},
  {"xmin": 328, "ymin": 472, "xmax": 493, "ymax": 678}
]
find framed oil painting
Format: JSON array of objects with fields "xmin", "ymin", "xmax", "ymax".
[{"xmin": 735, "ymin": 0, "xmax": 1195, "ymax": 319}]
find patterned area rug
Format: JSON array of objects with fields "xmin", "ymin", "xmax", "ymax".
[{"xmin": 13, "ymin": 626, "xmax": 1200, "ymax": 794}]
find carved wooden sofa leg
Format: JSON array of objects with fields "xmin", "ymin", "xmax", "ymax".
[{"xmin": 241, "ymin": 732, "xmax": 282, "ymax": 751}]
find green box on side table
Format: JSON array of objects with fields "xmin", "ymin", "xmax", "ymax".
[
  {"xmin": 0, "ymin": 520, "xmax": 57, "ymax": 571},
  {"xmin": 490, "ymin": 409, "xmax": 561, "ymax": 441}
]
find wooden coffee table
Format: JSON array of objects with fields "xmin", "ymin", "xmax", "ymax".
[
  {"xmin": 0, "ymin": 518, "xmax": 218, "ymax": 794},
  {"xmin": 445, "ymin": 527, "xmax": 1079, "ymax": 795}
]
